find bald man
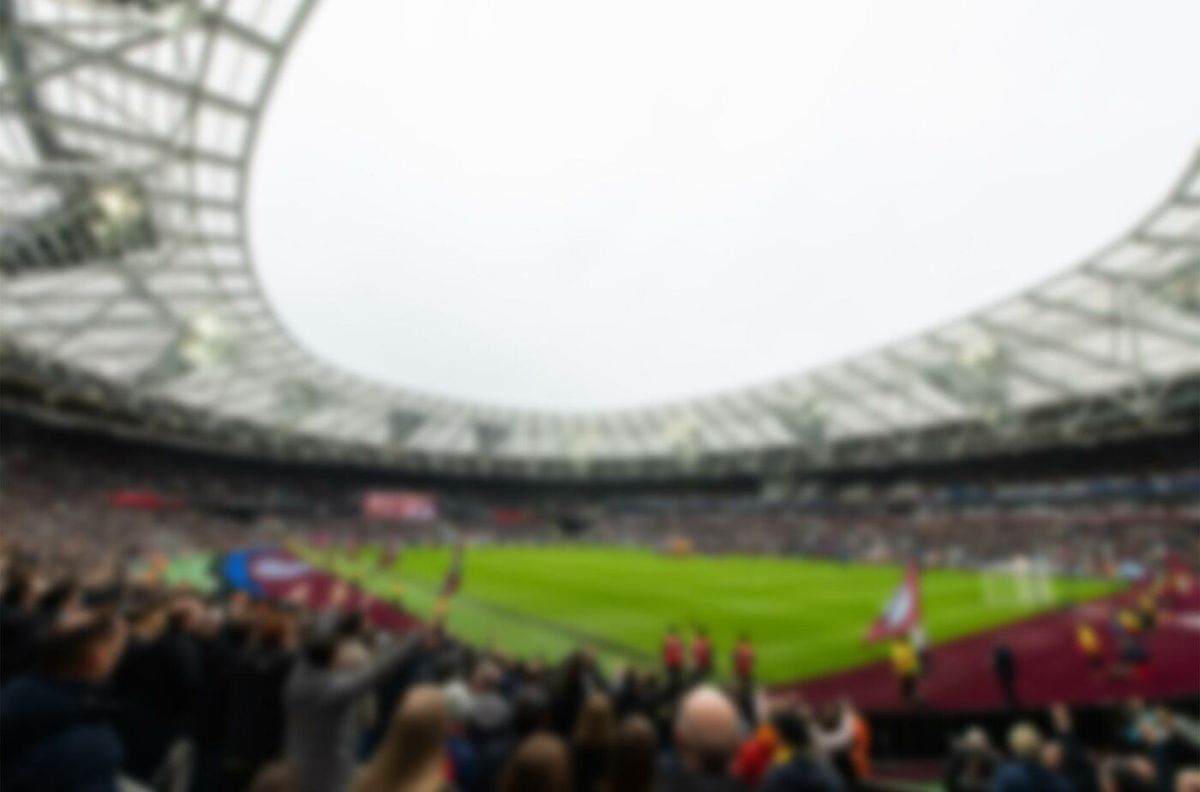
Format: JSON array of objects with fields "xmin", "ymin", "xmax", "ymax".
[{"xmin": 659, "ymin": 685, "xmax": 748, "ymax": 792}]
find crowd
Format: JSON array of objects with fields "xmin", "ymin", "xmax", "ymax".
[
  {"xmin": 2, "ymin": 419, "xmax": 1196, "ymax": 579},
  {"xmin": 2, "ymin": 521, "xmax": 1199, "ymax": 792}
]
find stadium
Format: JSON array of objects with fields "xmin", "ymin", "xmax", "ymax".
[{"xmin": 1, "ymin": 2, "xmax": 1198, "ymax": 791}]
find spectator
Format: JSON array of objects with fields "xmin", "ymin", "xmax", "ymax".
[
  {"xmin": 356, "ymin": 685, "xmax": 453, "ymax": 792},
  {"xmin": 225, "ymin": 610, "xmax": 297, "ymax": 790},
  {"xmin": 572, "ymin": 692, "xmax": 615, "ymax": 792},
  {"xmin": 760, "ymin": 710, "xmax": 842, "ymax": 792},
  {"xmin": 990, "ymin": 722, "xmax": 1068, "ymax": 792},
  {"xmin": 604, "ymin": 715, "xmax": 657, "ymax": 792},
  {"xmin": 284, "ymin": 629, "xmax": 420, "ymax": 792},
  {"xmin": 498, "ymin": 733, "xmax": 572, "ymax": 792},
  {"xmin": 944, "ymin": 726, "xmax": 999, "ymax": 792},
  {"xmin": 659, "ymin": 685, "xmax": 746, "ymax": 792},
  {"xmin": 0, "ymin": 613, "xmax": 128, "ymax": 792}
]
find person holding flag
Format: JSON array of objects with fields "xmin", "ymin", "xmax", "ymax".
[
  {"xmin": 435, "ymin": 541, "xmax": 466, "ymax": 619},
  {"xmin": 865, "ymin": 563, "xmax": 924, "ymax": 704}
]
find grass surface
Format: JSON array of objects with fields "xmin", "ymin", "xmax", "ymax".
[{"xmin": 299, "ymin": 544, "xmax": 1120, "ymax": 684}]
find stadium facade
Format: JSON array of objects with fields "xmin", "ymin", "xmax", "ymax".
[{"xmin": 2, "ymin": 0, "xmax": 1198, "ymax": 482}]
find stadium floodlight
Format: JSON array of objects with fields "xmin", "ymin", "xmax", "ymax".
[
  {"xmin": 922, "ymin": 337, "xmax": 1010, "ymax": 425},
  {"xmin": 138, "ymin": 311, "xmax": 236, "ymax": 390},
  {"xmin": 0, "ymin": 178, "xmax": 156, "ymax": 276}
]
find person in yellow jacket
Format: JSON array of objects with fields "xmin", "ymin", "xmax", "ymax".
[
  {"xmin": 890, "ymin": 638, "xmax": 921, "ymax": 705},
  {"xmin": 1076, "ymin": 621, "xmax": 1103, "ymax": 670}
]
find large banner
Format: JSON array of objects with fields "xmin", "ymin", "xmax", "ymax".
[{"xmin": 362, "ymin": 490, "xmax": 438, "ymax": 522}]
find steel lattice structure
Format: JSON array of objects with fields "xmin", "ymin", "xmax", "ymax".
[{"xmin": 2, "ymin": 0, "xmax": 1198, "ymax": 481}]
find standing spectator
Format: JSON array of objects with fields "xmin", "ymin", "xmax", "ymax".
[
  {"xmin": 355, "ymin": 685, "xmax": 452, "ymax": 792},
  {"xmin": 285, "ymin": 629, "xmax": 420, "ymax": 792},
  {"xmin": 572, "ymin": 692, "xmax": 615, "ymax": 792},
  {"xmin": 990, "ymin": 722, "xmax": 1068, "ymax": 792},
  {"xmin": 603, "ymin": 715, "xmax": 657, "ymax": 792},
  {"xmin": 0, "ymin": 614, "xmax": 128, "ymax": 792},
  {"xmin": 692, "ymin": 628, "xmax": 714, "ymax": 679},
  {"xmin": 992, "ymin": 640, "xmax": 1019, "ymax": 709},
  {"xmin": 499, "ymin": 733, "xmax": 572, "ymax": 792},
  {"xmin": 760, "ymin": 710, "xmax": 842, "ymax": 792},
  {"xmin": 944, "ymin": 727, "xmax": 999, "ymax": 792},
  {"xmin": 658, "ymin": 686, "xmax": 746, "ymax": 792},
  {"xmin": 225, "ymin": 611, "xmax": 297, "ymax": 791}
]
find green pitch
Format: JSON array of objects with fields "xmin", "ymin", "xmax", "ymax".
[{"xmin": 301, "ymin": 544, "xmax": 1119, "ymax": 684}]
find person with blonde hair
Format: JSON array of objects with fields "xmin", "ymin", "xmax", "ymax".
[
  {"xmin": 572, "ymin": 692, "xmax": 615, "ymax": 792},
  {"xmin": 355, "ymin": 685, "xmax": 454, "ymax": 792}
]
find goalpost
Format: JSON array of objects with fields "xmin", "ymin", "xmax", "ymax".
[{"xmin": 981, "ymin": 554, "xmax": 1057, "ymax": 607}]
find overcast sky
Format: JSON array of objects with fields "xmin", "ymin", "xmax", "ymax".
[{"xmin": 251, "ymin": 0, "xmax": 1200, "ymax": 412}]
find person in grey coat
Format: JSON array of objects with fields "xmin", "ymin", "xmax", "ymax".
[{"xmin": 284, "ymin": 627, "xmax": 422, "ymax": 792}]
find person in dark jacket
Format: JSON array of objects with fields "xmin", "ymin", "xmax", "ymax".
[
  {"xmin": 992, "ymin": 640, "xmax": 1019, "ymax": 709},
  {"xmin": 760, "ymin": 711, "xmax": 842, "ymax": 792},
  {"xmin": 110, "ymin": 602, "xmax": 204, "ymax": 782},
  {"xmin": 0, "ymin": 613, "xmax": 128, "ymax": 792},
  {"xmin": 990, "ymin": 722, "xmax": 1069, "ymax": 792},
  {"xmin": 224, "ymin": 612, "xmax": 296, "ymax": 791}
]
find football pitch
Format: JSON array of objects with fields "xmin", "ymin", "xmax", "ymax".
[{"xmin": 302, "ymin": 544, "xmax": 1120, "ymax": 684}]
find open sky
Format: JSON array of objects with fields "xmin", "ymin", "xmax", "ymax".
[{"xmin": 251, "ymin": 0, "xmax": 1200, "ymax": 411}]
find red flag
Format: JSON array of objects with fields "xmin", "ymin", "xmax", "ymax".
[{"xmin": 865, "ymin": 564, "xmax": 922, "ymax": 642}]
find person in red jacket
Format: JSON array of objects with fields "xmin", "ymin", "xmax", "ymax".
[
  {"xmin": 662, "ymin": 626, "xmax": 685, "ymax": 690},
  {"xmin": 691, "ymin": 627, "xmax": 714, "ymax": 679},
  {"xmin": 734, "ymin": 632, "xmax": 755, "ymax": 684}
]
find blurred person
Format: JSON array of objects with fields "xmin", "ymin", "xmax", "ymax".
[
  {"xmin": 733, "ymin": 720, "xmax": 778, "ymax": 788},
  {"xmin": 498, "ymin": 733, "xmax": 572, "ymax": 792},
  {"xmin": 990, "ymin": 722, "xmax": 1068, "ymax": 792},
  {"xmin": 733, "ymin": 634, "xmax": 755, "ymax": 685},
  {"xmin": 1045, "ymin": 703, "xmax": 1099, "ymax": 792},
  {"xmin": 889, "ymin": 637, "xmax": 920, "ymax": 706},
  {"xmin": 1077, "ymin": 620, "xmax": 1105, "ymax": 672},
  {"xmin": 0, "ymin": 613, "xmax": 128, "ymax": 792},
  {"xmin": 604, "ymin": 715, "xmax": 657, "ymax": 792},
  {"xmin": 692, "ymin": 628, "xmax": 714, "ymax": 679},
  {"xmin": 285, "ymin": 628, "xmax": 421, "ymax": 792},
  {"xmin": 663, "ymin": 627, "xmax": 686, "ymax": 690},
  {"xmin": 809, "ymin": 701, "xmax": 860, "ymax": 787},
  {"xmin": 225, "ymin": 610, "xmax": 299, "ymax": 791},
  {"xmin": 659, "ymin": 685, "xmax": 746, "ymax": 792},
  {"xmin": 0, "ymin": 571, "xmax": 40, "ymax": 683},
  {"xmin": 249, "ymin": 763, "xmax": 297, "ymax": 792},
  {"xmin": 111, "ymin": 597, "xmax": 204, "ymax": 782},
  {"xmin": 760, "ymin": 709, "xmax": 842, "ymax": 792},
  {"xmin": 944, "ymin": 726, "xmax": 999, "ymax": 792},
  {"xmin": 992, "ymin": 639, "xmax": 1019, "ymax": 709},
  {"xmin": 355, "ymin": 685, "xmax": 453, "ymax": 792},
  {"xmin": 444, "ymin": 680, "xmax": 480, "ymax": 792},
  {"xmin": 573, "ymin": 692, "xmax": 616, "ymax": 792},
  {"xmin": 1098, "ymin": 757, "xmax": 1157, "ymax": 792}
]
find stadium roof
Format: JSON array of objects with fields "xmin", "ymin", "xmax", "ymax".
[{"xmin": 2, "ymin": 0, "xmax": 1199, "ymax": 481}]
